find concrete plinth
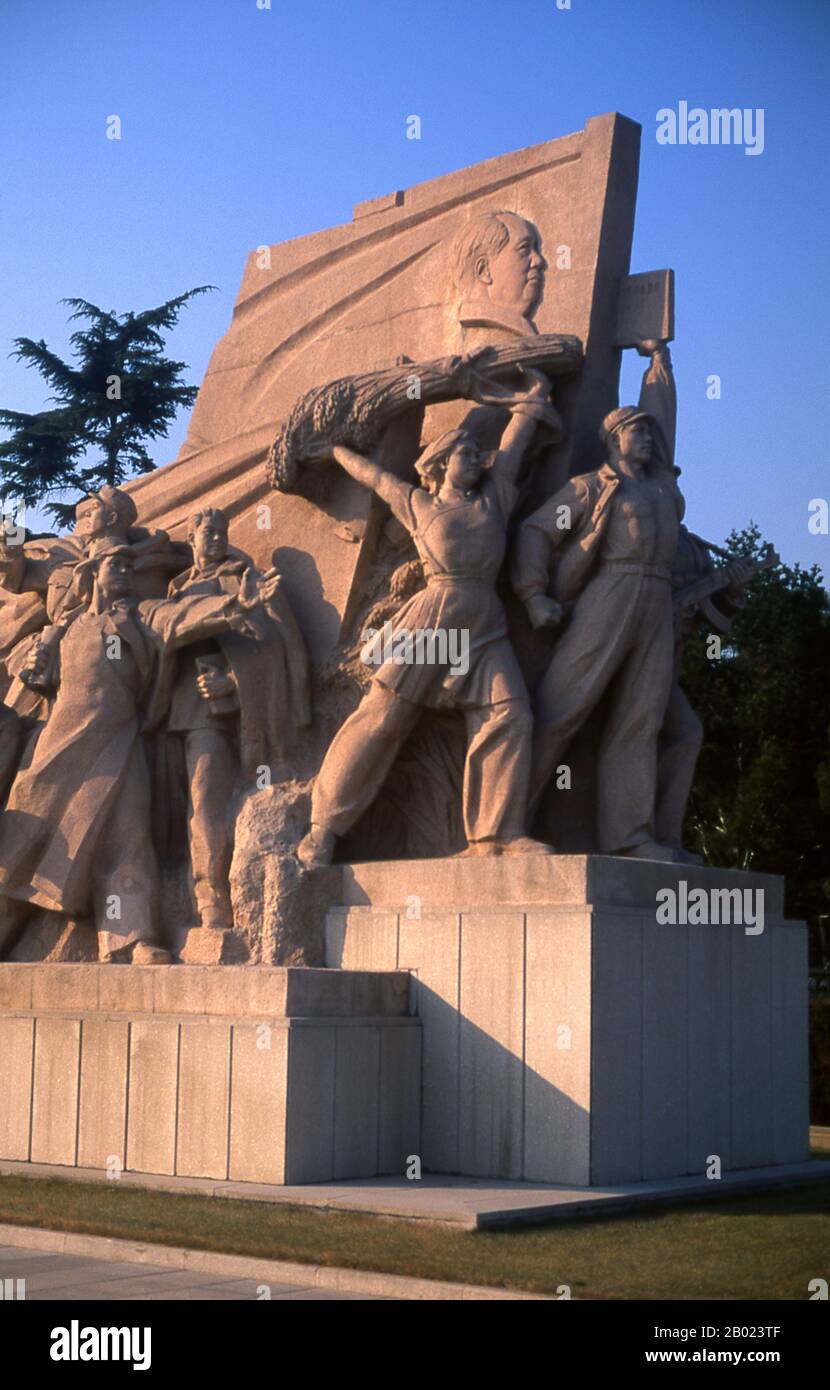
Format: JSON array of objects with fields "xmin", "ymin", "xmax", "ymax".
[
  {"xmin": 0, "ymin": 964, "xmax": 421, "ymax": 1185},
  {"xmin": 325, "ymin": 855, "xmax": 809, "ymax": 1187},
  {"xmin": 0, "ymin": 858, "xmax": 808, "ymax": 1193}
]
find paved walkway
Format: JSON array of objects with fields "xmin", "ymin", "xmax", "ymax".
[
  {"xmin": 0, "ymin": 1245, "xmax": 387, "ymax": 1300},
  {"xmin": 4, "ymin": 1156, "xmax": 828, "ymax": 1229}
]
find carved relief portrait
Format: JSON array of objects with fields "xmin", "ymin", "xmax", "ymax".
[{"xmin": 450, "ymin": 209, "xmax": 547, "ymax": 339}]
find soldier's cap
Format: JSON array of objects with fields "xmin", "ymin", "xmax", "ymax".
[
  {"xmin": 78, "ymin": 485, "xmax": 138, "ymax": 528},
  {"xmin": 73, "ymin": 543, "xmax": 134, "ymax": 598},
  {"xmin": 600, "ymin": 405, "xmax": 656, "ymax": 446}
]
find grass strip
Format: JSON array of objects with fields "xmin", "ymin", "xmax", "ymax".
[{"xmin": 0, "ymin": 1173, "xmax": 828, "ymax": 1299}]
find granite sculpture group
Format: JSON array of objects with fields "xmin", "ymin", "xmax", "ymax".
[{"xmin": 0, "ymin": 194, "xmax": 767, "ymax": 966}]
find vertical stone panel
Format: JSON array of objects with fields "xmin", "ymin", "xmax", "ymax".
[
  {"xmin": 0, "ymin": 1017, "xmax": 35, "ymax": 1160},
  {"xmin": 333, "ymin": 1026, "xmax": 379, "ymax": 1178},
  {"xmin": 31, "ymin": 1016, "xmax": 80, "ymax": 1165},
  {"xmin": 642, "ymin": 916, "xmax": 688, "ymax": 1178},
  {"xmin": 176, "ymin": 1021, "xmax": 232, "ymax": 1179},
  {"xmin": 687, "ymin": 923, "xmax": 732, "ymax": 1176},
  {"xmin": 399, "ymin": 911, "xmax": 460, "ymax": 1172},
  {"xmin": 339, "ymin": 911, "xmax": 399, "ymax": 971},
  {"xmin": 284, "ymin": 1024, "xmax": 336, "ymax": 1183},
  {"xmin": 228, "ymin": 1022, "xmax": 288, "ymax": 1184},
  {"xmin": 731, "ymin": 919, "xmax": 773, "ymax": 1168},
  {"xmin": 771, "ymin": 923, "xmax": 809, "ymax": 1164},
  {"xmin": 378, "ymin": 1025, "xmax": 422, "ymax": 1176},
  {"xmin": 524, "ymin": 910, "xmax": 591, "ymax": 1185},
  {"xmin": 324, "ymin": 909, "xmax": 347, "ymax": 968},
  {"xmin": 126, "ymin": 1020, "xmax": 179, "ymax": 1176},
  {"xmin": 459, "ymin": 912, "xmax": 525, "ymax": 1179},
  {"xmin": 591, "ymin": 913, "xmax": 643, "ymax": 1184},
  {"xmin": 77, "ymin": 1018, "xmax": 129, "ymax": 1171}
]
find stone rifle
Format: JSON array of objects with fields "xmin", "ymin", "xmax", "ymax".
[
  {"xmin": 672, "ymin": 541, "xmax": 778, "ymax": 630},
  {"xmin": 266, "ymin": 335, "xmax": 583, "ymax": 493}
]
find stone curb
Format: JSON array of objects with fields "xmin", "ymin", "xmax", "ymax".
[
  {"xmin": 3, "ymin": 1156, "xmax": 829, "ymax": 1230},
  {"xmin": 0, "ymin": 1222, "xmax": 551, "ymax": 1301}
]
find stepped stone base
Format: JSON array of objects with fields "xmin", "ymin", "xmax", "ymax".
[
  {"xmin": 0, "ymin": 964, "xmax": 421, "ymax": 1186},
  {"xmin": 0, "ymin": 855, "xmax": 809, "ymax": 1193},
  {"xmin": 326, "ymin": 855, "xmax": 809, "ymax": 1187}
]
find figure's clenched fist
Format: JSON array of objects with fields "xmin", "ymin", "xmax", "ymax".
[{"xmin": 527, "ymin": 594, "xmax": 563, "ymax": 631}]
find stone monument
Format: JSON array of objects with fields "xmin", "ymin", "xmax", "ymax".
[{"xmin": 0, "ymin": 115, "xmax": 808, "ymax": 1192}]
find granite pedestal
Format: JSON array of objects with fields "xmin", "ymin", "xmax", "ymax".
[
  {"xmin": 0, "ymin": 856, "xmax": 808, "ymax": 1193},
  {"xmin": 326, "ymin": 855, "xmax": 809, "ymax": 1186},
  {"xmin": 0, "ymin": 964, "xmax": 421, "ymax": 1185}
]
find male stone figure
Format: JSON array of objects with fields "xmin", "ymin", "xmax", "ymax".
[
  {"xmin": 8, "ymin": 485, "xmax": 181, "ymax": 628},
  {"xmin": 657, "ymin": 526, "xmax": 758, "ymax": 860},
  {"xmin": 512, "ymin": 341, "xmax": 684, "ymax": 860},
  {"xmin": 422, "ymin": 209, "xmax": 552, "ymax": 460},
  {"xmin": 298, "ymin": 369, "xmax": 553, "ymax": 869},
  {"xmin": 451, "ymin": 209, "xmax": 547, "ymax": 342},
  {"xmin": 166, "ymin": 507, "xmax": 310, "ymax": 930},
  {"xmin": 414, "ymin": 211, "xmax": 557, "ymax": 512},
  {"xmin": 0, "ymin": 546, "xmax": 272, "ymax": 962},
  {"xmin": 0, "ymin": 486, "xmax": 186, "ymax": 806},
  {"xmin": 0, "ymin": 485, "xmax": 184, "ymax": 692},
  {"xmin": 0, "ymin": 524, "xmax": 46, "ymax": 802}
]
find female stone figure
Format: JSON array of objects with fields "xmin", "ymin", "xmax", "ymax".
[
  {"xmin": 0, "ymin": 545, "xmax": 275, "ymax": 962},
  {"xmin": 298, "ymin": 369, "xmax": 552, "ymax": 868}
]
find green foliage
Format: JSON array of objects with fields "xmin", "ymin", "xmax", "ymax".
[
  {"xmin": 0, "ymin": 288, "xmax": 214, "ymax": 527},
  {"xmin": 681, "ymin": 523, "xmax": 830, "ymax": 932}
]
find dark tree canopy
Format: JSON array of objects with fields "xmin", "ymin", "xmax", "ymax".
[
  {"xmin": 0, "ymin": 288, "xmax": 214, "ymax": 528},
  {"xmin": 681, "ymin": 522, "xmax": 830, "ymax": 943}
]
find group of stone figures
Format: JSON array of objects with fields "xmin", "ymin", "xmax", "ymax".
[
  {"xmin": 0, "ymin": 499, "xmax": 310, "ymax": 962},
  {"xmin": 0, "ymin": 208, "xmax": 766, "ymax": 963},
  {"xmin": 296, "ymin": 340, "xmax": 758, "ymax": 872}
]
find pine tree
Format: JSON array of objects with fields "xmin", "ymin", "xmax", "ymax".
[{"xmin": 0, "ymin": 288, "xmax": 214, "ymax": 527}]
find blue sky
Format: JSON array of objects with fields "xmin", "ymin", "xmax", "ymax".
[{"xmin": 1, "ymin": 0, "xmax": 827, "ymax": 574}]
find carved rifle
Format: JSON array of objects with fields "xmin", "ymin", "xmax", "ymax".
[{"xmin": 673, "ymin": 542, "xmax": 779, "ymax": 631}]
